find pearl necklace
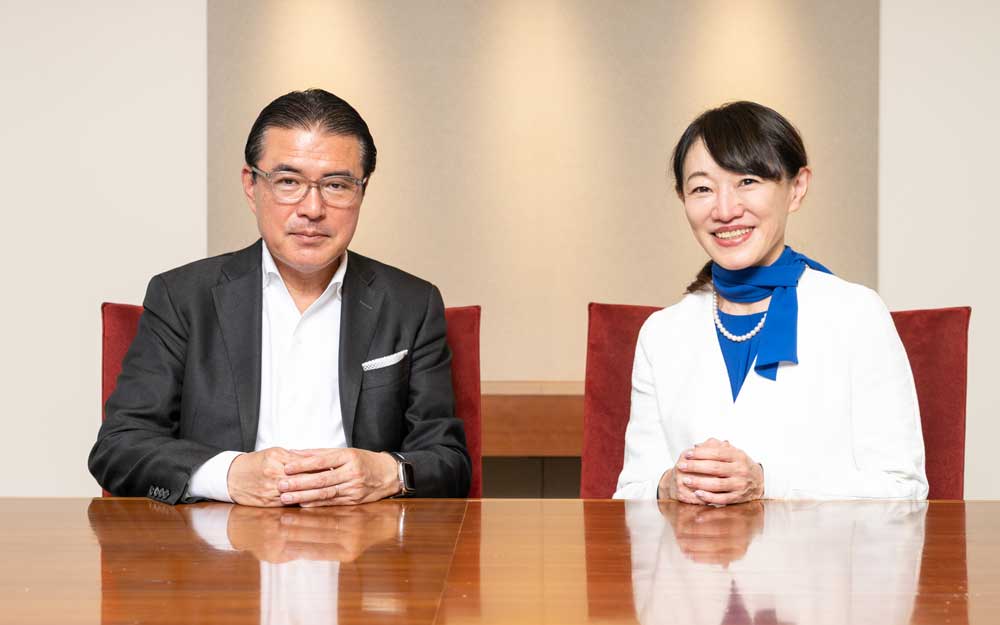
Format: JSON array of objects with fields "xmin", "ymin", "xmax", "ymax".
[{"xmin": 713, "ymin": 290, "xmax": 767, "ymax": 342}]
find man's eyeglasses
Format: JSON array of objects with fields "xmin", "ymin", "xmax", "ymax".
[{"xmin": 250, "ymin": 166, "xmax": 367, "ymax": 208}]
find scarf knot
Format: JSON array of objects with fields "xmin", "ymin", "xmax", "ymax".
[{"xmin": 711, "ymin": 246, "xmax": 832, "ymax": 380}]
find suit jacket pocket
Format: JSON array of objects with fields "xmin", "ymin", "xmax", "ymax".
[{"xmin": 361, "ymin": 355, "xmax": 409, "ymax": 390}]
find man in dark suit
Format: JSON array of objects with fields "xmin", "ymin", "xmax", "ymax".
[{"xmin": 89, "ymin": 89, "xmax": 470, "ymax": 506}]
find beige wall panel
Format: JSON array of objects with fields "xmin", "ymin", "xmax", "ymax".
[
  {"xmin": 879, "ymin": 0, "xmax": 1000, "ymax": 505},
  {"xmin": 0, "ymin": 2, "xmax": 207, "ymax": 496},
  {"xmin": 208, "ymin": 0, "xmax": 878, "ymax": 381}
]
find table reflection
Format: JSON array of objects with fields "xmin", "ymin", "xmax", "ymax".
[
  {"xmin": 191, "ymin": 503, "xmax": 404, "ymax": 624},
  {"xmin": 88, "ymin": 499, "xmax": 465, "ymax": 625},
  {"xmin": 626, "ymin": 500, "xmax": 928, "ymax": 625},
  {"xmin": 222, "ymin": 503, "xmax": 402, "ymax": 564}
]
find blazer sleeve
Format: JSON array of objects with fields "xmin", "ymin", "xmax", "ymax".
[
  {"xmin": 763, "ymin": 288, "xmax": 929, "ymax": 500},
  {"xmin": 88, "ymin": 275, "xmax": 223, "ymax": 503},
  {"xmin": 614, "ymin": 320, "xmax": 673, "ymax": 499},
  {"xmin": 397, "ymin": 284, "xmax": 472, "ymax": 497}
]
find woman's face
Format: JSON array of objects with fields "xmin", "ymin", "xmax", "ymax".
[{"xmin": 680, "ymin": 139, "xmax": 810, "ymax": 270}]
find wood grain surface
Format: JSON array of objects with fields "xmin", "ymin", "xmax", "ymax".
[
  {"xmin": 481, "ymin": 395, "xmax": 583, "ymax": 456},
  {"xmin": 0, "ymin": 498, "xmax": 995, "ymax": 624}
]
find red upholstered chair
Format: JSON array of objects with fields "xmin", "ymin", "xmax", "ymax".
[
  {"xmin": 580, "ymin": 303, "xmax": 971, "ymax": 500},
  {"xmin": 890, "ymin": 307, "xmax": 971, "ymax": 499},
  {"xmin": 100, "ymin": 303, "xmax": 143, "ymax": 498},
  {"xmin": 100, "ymin": 303, "xmax": 143, "ymax": 428},
  {"xmin": 580, "ymin": 303, "xmax": 659, "ymax": 498},
  {"xmin": 444, "ymin": 305, "xmax": 484, "ymax": 498},
  {"xmin": 101, "ymin": 302, "xmax": 484, "ymax": 498}
]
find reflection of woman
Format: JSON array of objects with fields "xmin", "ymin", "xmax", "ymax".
[
  {"xmin": 614, "ymin": 102, "xmax": 927, "ymax": 503},
  {"xmin": 658, "ymin": 500, "xmax": 765, "ymax": 567},
  {"xmin": 626, "ymin": 500, "xmax": 927, "ymax": 625}
]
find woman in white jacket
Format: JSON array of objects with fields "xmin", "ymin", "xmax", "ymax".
[{"xmin": 614, "ymin": 102, "xmax": 927, "ymax": 503}]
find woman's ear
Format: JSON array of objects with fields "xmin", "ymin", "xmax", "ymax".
[{"xmin": 787, "ymin": 166, "xmax": 812, "ymax": 214}]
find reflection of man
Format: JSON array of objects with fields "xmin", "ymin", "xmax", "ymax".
[
  {"xmin": 88, "ymin": 499, "xmax": 466, "ymax": 624},
  {"xmin": 189, "ymin": 504, "xmax": 404, "ymax": 625},
  {"xmin": 89, "ymin": 89, "xmax": 470, "ymax": 506},
  {"xmin": 224, "ymin": 505, "xmax": 402, "ymax": 564},
  {"xmin": 627, "ymin": 500, "xmax": 927, "ymax": 625}
]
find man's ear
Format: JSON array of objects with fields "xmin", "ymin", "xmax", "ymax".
[{"xmin": 241, "ymin": 166, "xmax": 258, "ymax": 215}]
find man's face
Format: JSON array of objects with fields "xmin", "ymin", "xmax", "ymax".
[{"xmin": 242, "ymin": 127, "xmax": 365, "ymax": 281}]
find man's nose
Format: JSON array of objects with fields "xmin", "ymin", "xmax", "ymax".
[
  {"xmin": 714, "ymin": 187, "xmax": 745, "ymax": 222},
  {"xmin": 296, "ymin": 184, "xmax": 325, "ymax": 219}
]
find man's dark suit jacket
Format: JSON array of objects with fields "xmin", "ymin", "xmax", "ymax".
[{"xmin": 89, "ymin": 240, "xmax": 470, "ymax": 503}]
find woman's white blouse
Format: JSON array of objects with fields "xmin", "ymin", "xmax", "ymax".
[{"xmin": 614, "ymin": 268, "xmax": 928, "ymax": 500}]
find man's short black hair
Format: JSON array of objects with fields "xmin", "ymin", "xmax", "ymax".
[{"xmin": 244, "ymin": 89, "xmax": 377, "ymax": 179}]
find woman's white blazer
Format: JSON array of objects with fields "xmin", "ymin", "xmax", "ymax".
[{"xmin": 614, "ymin": 268, "xmax": 929, "ymax": 500}]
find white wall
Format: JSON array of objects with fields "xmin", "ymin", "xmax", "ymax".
[
  {"xmin": 0, "ymin": 2, "xmax": 207, "ymax": 496},
  {"xmin": 879, "ymin": 0, "xmax": 1000, "ymax": 500},
  {"xmin": 207, "ymin": 0, "xmax": 879, "ymax": 383}
]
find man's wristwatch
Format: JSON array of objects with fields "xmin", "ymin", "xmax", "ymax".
[{"xmin": 387, "ymin": 451, "xmax": 415, "ymax": 497}]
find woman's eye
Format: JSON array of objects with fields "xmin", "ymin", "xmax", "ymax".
[
  {"xmin": 739, "ymin": 178, "xmax": 758, "ymax": 186},
  {"xmin": 690, "ymin": 186, "xmax": 711, "ymax": 194}
]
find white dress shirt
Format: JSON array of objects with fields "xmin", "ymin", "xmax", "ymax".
[
  {"xmin": 614, "ymin": 268, "xmax": 928, "ymax": 500},
  {"xmin": 186, "ymin": 243, "xmax": 349, "ymax": 502}
]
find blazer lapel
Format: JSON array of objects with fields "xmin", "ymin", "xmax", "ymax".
[
  {"xmin": 212, "ymin": 241, "xmax": 263, "ymax": 452},
  {"xmin": 339, "ymin": 252, "xmax": 384, "ymax": 445}
]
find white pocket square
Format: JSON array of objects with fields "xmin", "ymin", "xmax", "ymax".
[{"xmin": 362, "ymin": 350, "xmax": 408, "ymax": 371}]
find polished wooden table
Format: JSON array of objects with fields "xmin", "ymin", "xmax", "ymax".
[{"xmin": 0, "ymin": 498, "xmax": 995, "ymax": 624}]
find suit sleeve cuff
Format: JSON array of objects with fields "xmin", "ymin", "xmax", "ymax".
[{"xmin": 186, "ymin": 451, "xmax": 243, "ymax": 503}]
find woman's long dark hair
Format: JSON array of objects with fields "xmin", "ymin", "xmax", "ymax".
[{"xmin": 672, "ymin": 102, "xmax": 808, "ymax": 293}]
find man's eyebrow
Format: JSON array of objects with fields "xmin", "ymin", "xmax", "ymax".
[
  {"xmin": 685, "ymin": 171, "xmax": 709, "ymax": 183},
  {"xmin": 321, "ymin": 169, "xmax": 356, "ymax": 178},
  {"xmin": 271, "ymin": 163, "xmax": 357, "ymax": 178}
]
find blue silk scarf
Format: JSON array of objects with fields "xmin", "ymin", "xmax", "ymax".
[{"xmin": 711, "ymin": 246, "xmax": 832, "ymax": 380}]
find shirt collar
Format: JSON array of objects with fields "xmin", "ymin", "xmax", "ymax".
[{"xmin": 261, "ymin": 241, "xmax": 348, "ymax": 299}]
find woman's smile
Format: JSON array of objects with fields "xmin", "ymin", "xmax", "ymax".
[{"xmin": 713, "ymin": 226, "xmax": 755, "ymax": 246}]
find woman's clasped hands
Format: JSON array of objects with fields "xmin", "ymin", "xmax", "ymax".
[{"xmin": 658, "ymin": 438, "xmax": 765, "ymax": 505}]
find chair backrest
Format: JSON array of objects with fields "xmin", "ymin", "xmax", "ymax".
[
  {"xmin": 101, "ymin": 302, "xmax": 484, "ymax": 498},
  {"xmin": 100, "ymin": 303, "xmax": 143, "ymax": 498},
  {"xmin": 580, "ymin": 303, "xmax": 659, "ymax": 498},
  {"xmin": 890, "ymin": 307, "xmax": 971, "ymax": 500},
  {"xmin": 101, "ymin": 303, "xmax": 143, "ymax": 418},
  {"xmin": 580, "ymin": 302, "xmax": 971, "ymax": 500},
  {"xmin": 444, "ymin": 306, "xmax": 484, "ymax": 498}
]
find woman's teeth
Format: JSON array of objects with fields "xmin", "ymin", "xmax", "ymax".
[{"xmin": 715, "ymin": 227, "xmax": 752, "ymax": 240}]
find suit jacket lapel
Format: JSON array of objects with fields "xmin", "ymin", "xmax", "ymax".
[
  {"xmin": 212, "ymin": 240, "xmax": 263, "ymax": 452},
  {"xmin": 339, "ymin": 251, "xmax": 384, "ymax": 445}
]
